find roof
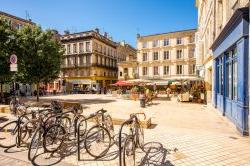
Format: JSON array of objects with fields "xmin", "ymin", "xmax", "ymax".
[
  {"xmin": 0, "ymin": 11, "xmax": 35, "ymax": 25},
  {"xmin": 138, "ymin": 28, "xmax": 197, "ymax": 38}
]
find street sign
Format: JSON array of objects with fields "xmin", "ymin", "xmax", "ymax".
[
  {"xmin": 10, "ymin": 54, "xmax": 17, "ymax": 64},
  {"xmin": 10, "ymin": 64, "xmax": 18, "ymax": 71}
]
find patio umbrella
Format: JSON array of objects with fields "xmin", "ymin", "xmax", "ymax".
[{"xmin": 111, "ymin": 80, "xmax": 132, "ymax": 86}]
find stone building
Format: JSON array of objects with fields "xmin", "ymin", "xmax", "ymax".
[
  {"xmin": 195, "ymin": 0, "xmax": 249, "ymax": 103},
  {"xmin": 60, "ymin": 29, "xmax": 134, "ymax": 92},
  {"xmin": 117, "ymin": 41, "xmax": 137, "ymax": 80},
  {"xmin": 0, "ymin": 11, "xmax": 35, "ymax": 29},
  {"xmin": 196, "ymin": 0, "xmax": 249, "ymax": 135},
  {"xmin": 137, "ymin": 29, "xmax": 197, "ymax": 83}
]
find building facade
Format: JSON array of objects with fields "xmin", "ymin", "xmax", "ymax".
[
  {"xmin": 195, "ymin": 0, "xmax": 249, "ymax": 103},
  {"xmin": 196, "ymin": 0, "xmax": 249, "ymax": 135},
  {"xmin": 0, "ymin": 11, "xmax": 35, "ymax": 29},
  {"xmin": 117, "ymin": 42, "xmax": 137, "ymax": 80},
  {"xmin": 60, "ymin": 29, "xmax": 118, "ymax": 91},
  {"xmin": 137, "ymin": 29, "xmax": 197, "ymax": 82}
]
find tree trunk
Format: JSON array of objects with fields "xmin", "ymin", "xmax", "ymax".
[
  {"xmin": 36, "ymin": 82, "xmax": 39, "ymax": 102},
  {"xmin": 0, "ymin": 83, "xmax": 3, "ymax": 102}
]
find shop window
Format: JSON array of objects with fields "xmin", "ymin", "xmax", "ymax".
[
  {"xmin": 232, "ymin": 48, "xmax": 237, "ymax": 100},
  {"xmin": 217, "ymin": 56, "xmax": 223, "ymax": 95}
]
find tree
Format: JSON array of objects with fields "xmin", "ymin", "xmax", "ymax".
[
  {"xmin": 16, "ymin": 26, "xmax": 64, "ymax": 101},
  {"xmin": 0, "ymin": 17, "xmax": 16, "ymax": 99}
]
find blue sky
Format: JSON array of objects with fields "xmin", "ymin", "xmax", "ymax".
[{"xmin": 0, "ymin": 0, "xmax": 197, "ymax": 47}]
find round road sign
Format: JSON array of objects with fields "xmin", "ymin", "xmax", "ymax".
[{"xmin": 10, "ymin": 54, "xmax": 17, "ymax": 64}]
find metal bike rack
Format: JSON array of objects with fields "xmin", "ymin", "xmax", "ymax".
[
  {"xmin": 118, "ymin": 118, "xmax": 133, "ymax": 166},
  {"xmin": 77, "ymin": 110, "xmax": 105, "ymax": 161}
]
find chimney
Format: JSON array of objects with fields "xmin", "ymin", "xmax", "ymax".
[
  {"xmin": 104, "ymin": 32, "xmax": 108, "ymax": 38},
  {"xmin": 95, "ymin": 28, "xmax": 99, "ymax": 33},
  {"xmin": 121, "ymin": 40, "xmax": 125, "ymax": 46},
  {"xmin": 137, "ymin": 33, "xmax": 140, "ymax": 38}
]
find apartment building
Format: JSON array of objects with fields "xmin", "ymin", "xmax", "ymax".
[
  {"xmin": 60, "ymin": 29, "xmax": 118, "ymax": 91},
  {"xmin": 0, "ymin": 11, "xmax": 35, "ymax": 29},
  {"xmin": 137, "ymin": 29, "xmax": 197, "ymax": 82},
  {"xmin": 117, "ymin": 41, "xmax": 137, "ymax": 80},
  {"xmin": 196, "ymin": 0, "xmax": 249, "ymax": 135}
]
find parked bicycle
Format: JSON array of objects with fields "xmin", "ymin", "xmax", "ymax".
[
  {"xmin": 122, "ymin": 113, "xmax": 146, "ymax": 166},
  {"xmin": 77, "ymin": 108, "xmax": 114, "ymax": 159}
]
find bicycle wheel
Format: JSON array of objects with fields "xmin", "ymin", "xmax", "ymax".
[
  {"xmin": 0, "ymin": 121, "xmax": 18, "ymax": 148},
  {"xmin": 28, "ymin": 128, "xmax": 42, "ymax": 161},
  {"xmin": 135, "ymin": 123, "xmax": 144, "ymax": 150},
  {"xmin": 123, "ymin": 135, "xmax": 136, "ymax": 166},
  {"xmin": 85, "ymin": 125, "xmax": 111, "ymax": 158},
  {"xmin": 75, "ymin": 115, "xmax": 87, "ymax": 139},
  {"xmin": 59, "ymin": 116, "xmax": 71, "ymax": 134},
  {"xmin": 19, "ymin": 120, "xmax": 35, "ymax": 145},
  {"xmin": 43, "ymin": 124, "xmax": 66, "ymax": 153},
  {"xmin": 105, "ymin": 115, "xmax": 114, "ymax": 138}
]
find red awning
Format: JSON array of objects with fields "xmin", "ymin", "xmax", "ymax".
[{"xmin": 111, "ymin": 81, "xmax": 132, "ymax": 86}]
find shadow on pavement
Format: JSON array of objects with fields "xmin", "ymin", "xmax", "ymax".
[
  {"xmin": 0, "ymin": 116, "xmax": 9, "ymax": 123},
  {"xmin": 140, "ymin": 142, "xmax": 176, "ymax": 166}
]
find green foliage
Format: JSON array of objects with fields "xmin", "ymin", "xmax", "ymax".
[
  {"xmin": 15, "ymin": 25, "xmax": 64, "ymax": 84},
  {"xmin": 0, "ymin": 17, "xmax": 15, "ymax": 83}
]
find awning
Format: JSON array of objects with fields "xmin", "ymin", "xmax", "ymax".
[
  {"xmin": 111, "ymin": 81, "xmax": 133, "ymax": 86},
  {"xmin": 147, "ymin": 81, "xmax": 169, "ymax": 86},
  {"xmin": 67, "ymin": 79, "xmax": 92, "ymax": 85}
]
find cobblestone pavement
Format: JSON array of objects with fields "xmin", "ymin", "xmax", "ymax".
[{"xmin": 0, "ymin": 94, "xmax": 250, "ymax": 166}]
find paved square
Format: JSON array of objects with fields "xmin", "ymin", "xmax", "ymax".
[{"xmin": 0, "ymin": 94, "xmax": 250, "ymax": 166}]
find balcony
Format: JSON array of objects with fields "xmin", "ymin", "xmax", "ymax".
[{"xmin": 78, "ymin": 63, "xmax": 91, "ymax": 67}]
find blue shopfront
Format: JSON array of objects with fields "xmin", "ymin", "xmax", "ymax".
[{"xmin": 211, "ymin": 7, "xmax": 249, "ymax": 135}]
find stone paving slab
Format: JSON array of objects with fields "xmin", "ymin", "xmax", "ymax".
[{"xmin": 0, "ymin": 94, "xmax": 249, "ymax": 166}]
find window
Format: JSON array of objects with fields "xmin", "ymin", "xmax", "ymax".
[
  {"xmin": 177, "ymin": 50, "xmax": 182, "ymax": 59},
  {"xmin": 164, "ymin": 66, "xmax": 170, "ymax": 75},
  {"xmin": 143, "ymin": 53, "xmax": 148, "ymax": 61},
  {"xmin": 153, "ymin": 52, "xmax": 158, "ymax": 60},
  {"xmin": 153, "ymin": 66, "xmax": 159, "ymax": 75},
  {"xmin": 225, "ymin": 48, "xmax": 237, "ymax": 100},
  {"xmin": 176, "ymin": 65, "xmax": 183, "ymax": 75},
  {"xmin": 177, "ymin": 37, "xmax": 182, "ymax": 45},
  {"xmin": 163, "ymin": 51, "xmax": 170, "ymax": 60},
  {"xmin": 104, "ymin": 46, "xmax": 106, "ymax": 55},
  {"xmin": 232, "ymin": 48, "xmax": 237, "ymax": 100},
  {"xmin": 73, "ymin": 43, "xmax": 77, "ymax": 53},
  {"xmin": 217, "ymin": 57, "xmax": 223, "ymax": 95},
  {"xmin": 86, "ymin": 42, "xmax": 90, "ymax": 52},
  {"xmin": 226, "ymin": 53, "xmax": 232, "ymax": 98},
  {"xmin": 67, "ymin": 44, "xmax": 71, "ymax": 54},
  {"xmin": 143, "ymin": 67, "xmax": 148, "ymax": 75},
  {"xmin": 79, "ymin": 43, "xmax": 83, "ymax": 53},
  {"xmin": 142, "ymin": 42, "xmax": 147, "ymax": 48},
  {"xmin": 120, "ymin": 72, "xmax": 122, "ymax": 77},
  {"xmin": 152, "ymin": 40, "xmax": 159, "ymax": 47},
  {"xmin": 163, "ymin": 39, "xmax": 169, "ymax": 46},
  {"xmin": 189, "ymin": 64, "xmax": 196, "ymax": 74}
]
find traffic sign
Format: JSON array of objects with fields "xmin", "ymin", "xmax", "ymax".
[{"xmin": 10, "ymin": 54, "xmax": 17, "ymax": 64}]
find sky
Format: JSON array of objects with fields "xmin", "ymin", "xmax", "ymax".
[{"xmin": 0, "ymin": 0, "xmax": 197, "ymax": 47}]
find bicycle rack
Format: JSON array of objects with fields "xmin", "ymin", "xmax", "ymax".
[
  {"xmin": 77, "ymin": 111, "xmax": 105, "ymax": 161},
  {"xmin": 118, "ymin": 118, "xmax": 133, "ymax": 166}
]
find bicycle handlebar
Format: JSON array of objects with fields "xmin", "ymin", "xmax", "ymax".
[{"xmin": 130, "ymin": 112, "xmax": 146, "ymax": 120}]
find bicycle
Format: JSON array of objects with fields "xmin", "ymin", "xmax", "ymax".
[
  {"xmin": 28, "ymin": 109, "xmax": 66, "ymax": 161},
  {"xmin": 0, "ymin": 112, "xmax": 30, "ymax": 148},
  {"xmin": 122, "ymin": 113, "xmax": 146, "ymax": 166},
  {"xmin": 77, "ymin": 109, "xmax": 113, "ymax": 159}
]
